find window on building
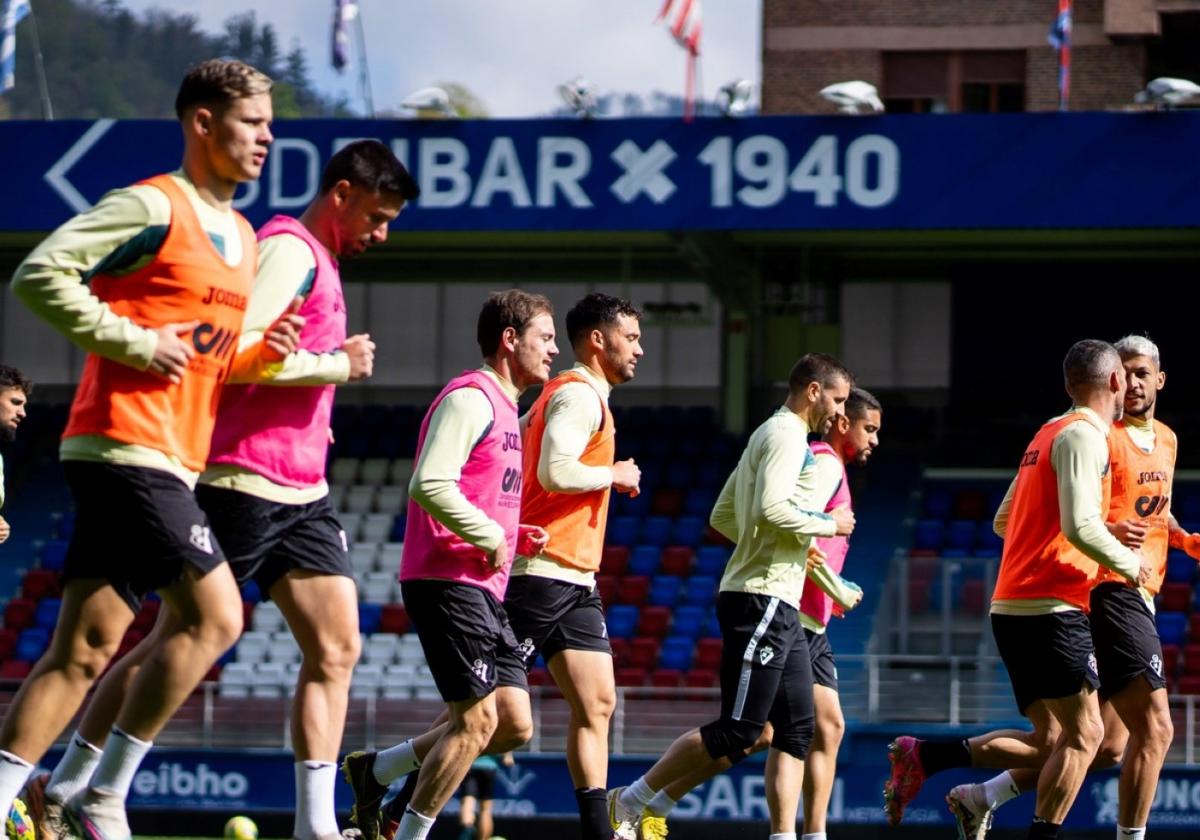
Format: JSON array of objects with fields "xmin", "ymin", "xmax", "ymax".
[
  {"xmin": 1147, "ymin": 12, "xmax": 1200, "ymax": 85},
  {"xmin": 883, "ymin": 51, "xmax": 1026, "ymax": 113}
]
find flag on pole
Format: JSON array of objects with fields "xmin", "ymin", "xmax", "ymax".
[
  {"xmin": 655, "ymin": 0, "xmax": 702, "ymax": 120},
  {"xmin": 1047, "ymin": 0, "xmax": 1072, "ymax": 111},
  {"xmin": 1, "ymin": 0, "xmax": 31, "ymax": 92},
  {"xmin": 332, "ymin": 0, "xmax": 356, "ymax": 73}
]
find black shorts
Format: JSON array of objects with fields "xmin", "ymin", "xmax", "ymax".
[
  {"xmin": 992, "ymin": 610, "xmax": 1100, "ymax": 715},
  {"xmin": 806, "ymin": 628, "xmax": 838, "ymax": 691},
  {"xmin": 401, "ymin": 579, "xmax": 525, "ymax": 702},
  {"xmin": 460, "ymin": 766, "xmax": 496, "ymax": 801},
  {"xmin": 499, "ymin": 574, "xmax": 612, "ymax": 687},
  {"xmin": 700, "ymin": 592, "xmax": 815, "ymax": 760},
  {"xmin": 62, "ymin": 461, "xmax": 227, "ymax": 612},
  {"xmin": 194, "ymin": 485, "xmax": 351, "ymax": 596},
  {"xmin": 1089, "ymin": 582, "xmax": 1167, "ymax": 700}
]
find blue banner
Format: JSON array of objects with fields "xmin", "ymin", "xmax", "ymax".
[
  {"xmin": 37, "ymin": 747, "xmax": 1200, "ymax": 831},
  {"xmin": 1, "ymin": 113, "xmax": 1198, "ymax": 233}
]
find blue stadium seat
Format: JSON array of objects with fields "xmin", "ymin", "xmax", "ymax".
[
  {"xmin": 671, "ymin": 516, "xmax": 706, "ymax": 547},
  {"xmin": 641, "ymin": 517, "xmax": 672, "ymax": 547},
  {"xmin": 241, "ymin": 580, "xmax": 263, "ymax": 604},
  {"xmin": 648, "ymin": 576, "xmax": 682, "ymax": 607},
  {"xmin": 607, "ymin": 517, "xmax": 638, "ymax": 547},
  {"xmin": 683, "ymin": 576, "xmax": 717, "ymax": 606},
  {"xmin": 944, "ymin": 520, "xmax": 976, "ymax": 551},
  {"xmin": 684, "ymin": 406, "xmax": 717, "ymax": 429},
  {"xmin": 684, "ymin": 489, "xmax": 716, "ymax": 518},
  {"xmin": 1165, "ymin": 555, "xmax": 1195, "ymax": 585},
  {"xmin": 389, "ymin": 515, "xmax": 407, "ymax": 542},
  {"xmin": 695, "ymin": 546, "xmax": 730, "ymax": 577},
  {"xmin": 695, "ymin": 464, "xmax": 725, "ymax": 490},
  {"xmin": 659, "ymin": 636, "xmax": 693, "ymax": 670},
  {"xmin": 1156, "ymin": 611, "xmax": 1188, "ymax": 647},
  {"xmin": 705, "ymin": 610, "xmax": 722, "ymax": 637},
  {"xmin": 16, "ymin": 628, "xmax": 49, "ymax": 662},
  {"xmin": 665, "ymin": 463, "xmax": 693, "ymax": 488},
  {"xmin": 358, "ymin": 603, "xmax": 382, "ymax": 634},
  {"xmin": 606, "ymin": 605, "xmax": 639, "ymax": 638},
  {"xmin": 922, "ymin": 488, "xmax": 953, "ymax": 520},
  {"xmin": 974, "ymin": 522, "xmax": 1003, "ymax": 556},
  {"xmin": 628, "ymin": 546, "xmax": 662, "ymax": 577},
  {"xmin": 671, "ymin": 606, "xmax": 707, "ymax": 638},
  {"xmin": 54, "ymin": 512, "xmax": 75, "ymax": 541},
  {"xmin": 34, "ymin": 598, "xmax": 61, "ymax": 629},
  {"xmin": 617, "ymin": 492, "xmax": 651, "ymax": 517},
  {"xmin": 1179, "ymin": 494, "xmax": 1200, "ymax": 522},
  {"xmin": 40, "ymin": 540, "xmax": 68, "ymax": 572},
  {"xmin": 913, "ymin": 520, "xmax": 944, "ymax": 551}
]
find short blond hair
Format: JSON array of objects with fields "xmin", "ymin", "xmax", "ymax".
[{"xmin": 174, "ymin": 59, "xmax": 272, "ymax": 118}]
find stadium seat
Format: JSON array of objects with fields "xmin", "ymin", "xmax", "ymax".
[
  {"xmin": 1157, "ymin": 612, "xmax": 1188, "ymax": 647},
  {"xmin": 0, "ymin": 660, "xmax": 32, "ymax": 681},
  {"xmin": 389, "ymin": 458, "xmax": 415, "ymax": 487},
  {"xmin": 641, "ymin": 517, "xmax": 672, "ymax": 547},
  {"xmin": 344, "ymin": 485, "xmax": 376, "ymax": 514},
  {"xmin": 253, "ymin": 662, "xmax": 289, "ymax": 698},
  {"xmin": 944, "ymin": 520, "xmax": 977, "ymax": 551},
  {"xmin": 616, "ymin": 576, "xmax": 650, "ymax": 606},
  {"xmin": 607, "ymin": 517, "xmax": 638, "ymax": 547},
  {"xmin": 329, "ymin": 458, "xmax": 360, "ymax": 485},
  {"xmin": 376, "ymin": 486, "xmax": 407, "ymax": 513},
  {"xmin": 650, "ymin": 488, "xmax": 684, "ymax": 518},
  {"xmin": 671, "ymin": 517, "xmax": 706, "ymax": 547},
  {"xmin": 684, "ymin": 669, "xmax": 717, "ymax": 689},
  {"xmin": 268, "ymin": 631, "xmax": 301, "ymax": 663},
  {"xmin": 365, "ymin": 633, "xmax": 400, "ymax": 665},
  {"xmin": 360, "ymin": 458, "xmax": 390, "ymax": 486},
  {"xmin": 601, "ymin": 546, "xmax": 630, "ymax": 576},
  {"xmin": 35, "ymin": 598, "xmax": 62, "ymax": 631},
  {"xmin": 327, "ymin": 485, "xmax": 346, "ymax": 512},
  {"xmin": 1182, "ymin": 645, "xmax": 1200, "ymax": 676},
  {"xmin": 659, "ymin": 546, "xmax": 694, "ymax": 576},
  {"xmin": 596, "ymin": 575, "xmax": 618, "ymax": 606},
  {"xmin": 363, "ymin": 572, "xmax": 397, "ymax": 604},
  {"xmin": 382, "ymin": 664, "xmax": 415, "ymax": 699},
  {"xmin": 684, "ymin": 489, "xmax": 716, "ymax": 518},
  {"xmin": 350, "ymin": 542, "xmax": 380, "ymax": 574},
  {"xmin": 1178, "ymin": 675, "xmax": 1200, "ymax": 696},
  {"xmin": 1162, "ymin": 644, "xmax": 1180, "ymax": 681},
  {"xmin": 638, "ymin": 606, "xmax": 671, "ymax": 638},
  {"xmin": 671, "ymin": 605, "xmax": 707, "ymax": 638},
  {"xmin": 235, "ymin": 631, "xmax": 270, "ymax": 664},
  {"xmin": 1160, "ymin": 583, "xmax": 1192, "ymax": 614},
  {"xmin": 0, "ymin": 628, "xmax": 16, "ymax": 661},
  {"xmin": 22, "ymin": 569, "xmax": 60, "ymax": 601},
  {"xmin": 659, "ymin": 636, "xmax": 693, "ymax": 670},
  {"xmin": 615, "ymin": 667, "xmax": 647, "ymax": 687},
  {"xmin": 959, "ymin": 580, "xmax": 985, "ymax": 615},
  {"xmin": 922, "ymin": 488, "xmax": 953, "ymax": 520},
  {"xmin": 606, "ymin": 605, "xmax": 639, "ymax": 638},
  {"xmin": 628, "ymin": 637, "xmax": 659, "ymax": 669},
  {"xmin": 665, "ymin": 462, "xmax": 692, "ymax": 488},
  {"xmin": 628, "ymin": 545, "xmax": 661, "ymax": 577},
  {"xmin": 528, "ymin": 667, "xmax": 552, "ymax": 687},
  {"xmin": 379, "ymin": 604, "xmax": 410, "ymax": 635},
  {"xmin": 218, "ymin": 662, "xmax": 254, "ymax": 698},
  {"xmin": 650, "ymin": 668, "xmax": 683, "ymax": 688},
  {"xmin": 351, "ymin": 664, "xmax": 384, "ymax": 699},
  {"xmin": 695, "ymin": 546, "xmax": 730, "ymax": 577},
  {"xmin": 1166, "ymin": 555, "xmax": 1195, "ymax": 585},
  {"xmin": 695, "ymin": 638, "xmax": 722, "ymax": 670},
  {"xmin": 398, "ymin": 635, "xmax": 426, "ymax": 665},
  {"xmin": 252, "ymin": 601, "xmax": 285, "ymax": 633},
  {"xmin": 974, "ymin": 521, "xmax": 1003, "ymax": 556},
  {"xmin": 609, "ymin": 638, "xmax": 629, "ymax": 666},
  {"xmin": 682, "ymin": 576, "xmax": 717, "ymax": 606},
  {"xmin": 952, "ymin": 489, "xmax": 987, "ymax": 521},
  {"xmin": 648, "ymin": 576, "xmax": 682, "ymax": 607},
  {"xmin": 358, "ymin": 603, "xmax": 383, "ymax": 634},
  {"xmin": 15, "ymin": 628, "xmax": 49, "ymax": 662},
  {"xmin": 912, "ymin": 520, "xmax": 943, "ymax": 552},
  {"xmin": 40, "ymin": 540, "xmax": 68, "ymax": 572},
  {"xmin": 361, "ymin": 513, "xmax": 394, "ymax": 543}
]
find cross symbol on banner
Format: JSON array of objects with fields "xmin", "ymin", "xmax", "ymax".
[{"xmin": 610, "ymin": 140, "xmax": 677, "ymax": 204}]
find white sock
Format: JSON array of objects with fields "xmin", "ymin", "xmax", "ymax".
[
  {"xmin": 983, "ymin": 770, "xmax": 1021, "ymax": 809},
  {"xmin": 46, "ymin": 732, "xmax": 102, "ymax": 804},
  {"xmin": 88, "ymin": 727, "xmax": 152, "ymax": 801},
  {"xmin": 801, "ymin": 833, "xmax": 827, "ymax": 840},
  {"xmin": 646, "ymin": 789, "xmax": 678, "ymax": 817},
  {"xmin": 619, "ymin": 776, "xmax": 657, "ymax": 816},
  {"xmin": 769, "ymin": 833, "xmax": 797, "ymax": 840},
  {"xmin": 1117, "ymin": 827, "xmax": 1146, "ymax": 840},
  {"xmin": 395, "ymin": 806, "xmax": 435, "ymax": 840},
  {"xmin": 0, "ymin": 750, "xmax": 35, "ymax": 818},
  {"xmin": 374, "ymin": 739, "xmax": 420, "ymax": 785},
  {"xmin": 294, "ymin": 761, "xmax": 339, "ymax": 840}
]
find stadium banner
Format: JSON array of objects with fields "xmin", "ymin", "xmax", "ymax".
[
  {"xmin": 39, "ymin": 747, "xmax": 1200, "ymax": 831},
  {"xmin": 2, "ymin": 113, "xmax": 1198, "ymax": 232}
]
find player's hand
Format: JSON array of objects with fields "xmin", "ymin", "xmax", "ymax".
[
  {"xmin": 501, "ymin": 751, "xmax": 515, "ymax": 767},
  {"xmin": 517, "ymin": 524, "xmax": 549, "ymax": 557},
  {"xmin": 1109, "ymin": 518, "xmax": 1148, "ymax": 549},
  {"xmin": 487, "ymin": 538, "xmax": 510, "ymax": 573},
  {"xmin": 343, "ymin": 333, "xmax": 376, "ymax": 381},
  {"xmin": 805, "ymin": 544, "xmax": 826, "ymax": 572},
  {"xmin": 0, "ymin": 515, "xmax": 10, "ymax": 544},
  {"xmin": 831, "ymin": 505, "xmax": 855, "ymax": 536},
  {"xmin": 262, "ymin": 297, "xmax": 305, "ymax": 360},
  {"xmin": 846, "ymin": 584, "xmax": 864, "ymax": 610},
  {"xmin": 148, "ymin": 320, "xmax": 199, "ymax": 383},
  {"xmin": 1135, "ymin": 552, "xmax": 1153, "ymax": 587},
  {"xmin": 612, "ymin": 459, "xmax": 641, "ymax": 496},
  {"xmin": 1182, "ymin": 533, "xmax": 1200, "ymax": 562}
]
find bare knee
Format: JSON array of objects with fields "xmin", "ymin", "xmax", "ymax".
[
  {"xmin": 1140, "ymin": 704, "xmax": 1174, "ymax": 757},
  {"xmin": 493, "ymin": 704, "xmax": 533, "ymax": 750},
  {"xmin": 202, "ymin": 599, "xmax": 244, "ymax": 651},
  {"xmin": 1094, "ymin": 732, "xmax": 1127, "ymax": 769},
  {"xmin": 301, "ymin": 628, "xmax": 361, "ymax": 685},
  {"xmin": 455, "ymin": 703, "xmax": 500, "ymax": 752},
  {"xmin": 575, "ymin": 685, "xmax": 616, "ymax": 728},
  {"xmin": 57, "ymin": 632, "xmax": 122, "ymax": 683},
  {"xmin": 1067, "ymin": 712, "xmax": 1105, "ymax": 757},
  {"xmin": 816, "ymin": 710, "xmax": 846, "ymax": 749}
]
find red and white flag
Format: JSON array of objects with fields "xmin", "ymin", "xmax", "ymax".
[{"xmin": 655, "ymin": 0, "xmax": 702, "ymax": 119}]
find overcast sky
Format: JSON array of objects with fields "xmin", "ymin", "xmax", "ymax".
[{"xmin": 118, "ymin": 0, "xmax": 762, "ymax": 117}]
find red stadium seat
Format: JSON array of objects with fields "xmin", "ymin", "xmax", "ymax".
[
  {"xmin": 1160, "ymin": 583, "xmax": 1192, "ymax": 614},
  {"xmin": 241, "ymin": 601, "xmax": 256, "ymax": 631},
  {"xmin": 0, "ymin": 628, "xmax": 16, "ymax": 660},
  {"xmin": 659, "ymin": 546, "xmax": 694, "ymax": 577},
  {"xmin": 695, "ymin": 638, "xmax": 722, "ymax": 670},
  {"xmin": 1162, "ymin": 644, "xmax": 1180, "ymax": 681},
  {"xmin": 628, "ymin": 637, "xmax": 659, "ymax": 669},
  {"xmin": 3, "ymin": 598, "xmax": 36, "ymax": 631},
  {"xmin": 960, "ymin": 579, "xmax": 985, "ymax": 615},
  {"xmin": 529, "ymin": 667, "xmax": 552, "ymax": 687},
  {"xmin": 596, "ymin": 575, "xmax": 618, "ymax": 607},
  {"xmin": 22, "ymin": 569, "xmax": 60, "ymax": 601},
  {"xmin": 609, "ymin": 638, "xmax": 629, "ymax": 667},
  {"xmin": 1188, "ymin": 614, "xmax": 1200, "ymax": 645},
  {"xmin": 615, "ymin": 667, "xmax": 647, "ymax": 687},
  {"xmin": 379, "ymin": 604, "xmax": 410, "ymax": 635},
  {"xmin": 1178, "ymin": 675, "xmax": 1200, "ymax": 695},
  {"xmin": 0, "ymin": 660, "xmax": 32, "ymax": 681},
  {"xmin": 684, "ymin": 669, "xmax": 717, "ymax": 689},
  {"xmin": 703, "ymin": 526, "xmax": 733, "ymax": 547},
  {"xmin": 650, "ymin": 489, "xmax": 684, "ymax": 518},
  {"xmin": 650, "ymin": 668, "xmax": 683, "ymax": 688},
  {"xmin": 617, "ymin": 576, "xmax": 650, "ymax": 606},
  {"xmin": 1183, "ymin": 645, "xmax": 1200, "ymax": 676},
  {"xmin": 131, "ymin": 600, "xmax": 161, "ymax": 634},
  {"xmin": 952, "ymin": 489, "xmax": 987, "ymax": 521},
  {"xmin": 601, "ymin": 546, "xmax": 630, "ymax": 576},
  {"xmin": 638, "ymin": 606, "xmax": 671, "ymax": 638}
]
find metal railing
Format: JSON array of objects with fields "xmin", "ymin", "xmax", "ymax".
[{"xmin": 890, "ymin": 554, "xmax": 999, "ymax": 657}]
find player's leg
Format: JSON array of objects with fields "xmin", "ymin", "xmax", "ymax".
[
  {"xmin": 1032, "ymin": 687, "xmax": 1104, "ymax": 828},
  {"xmin": 1109, "ymin": 678, "xmax": 1171, "ymax": 831},
  {"xmin": 801, "ymin": 685, "xmax": 843, "ymax": 837},
  {"xmin": 763, "ymin": 622, "xmax": 815, "ymax": 835},
  {"xmin": 477, "ymin": 798, "xmax": 494, "ymax": 840}
]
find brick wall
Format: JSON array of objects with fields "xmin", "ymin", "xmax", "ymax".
[{"xmin": 764, "ymin": 0, "xmax": 1105, "ymax": 28}]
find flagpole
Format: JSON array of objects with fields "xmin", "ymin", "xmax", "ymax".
[
  {"xmin": 352, "ymin": 5, "xmax": 374, "ymax": 118},
  {"xmin": 27, "ymin": 0, "xmax": 51, "ymax": 119}
]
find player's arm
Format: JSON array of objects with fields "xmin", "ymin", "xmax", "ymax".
[
  {"xmin": 1168, "ymin": 514, "xmax": 1200, "ymax": 561},
  {"xmin": 227, "ymin": 234, "xmax": 354, "ymax": 385},
  {"xmin": 758, "ymin": 427, "xmax": 838, "ymax": 538},
  {"xmin": 536, "ymin": 382, "xmax": 611, "ymax": 493},
  {"xmin": 408, "ymin": 387, "xmax": 505, "ymax": 554},
  {"xmin": 993, "ymin": 477, "xmax": 1016, "ymax": 539},
  {"xmin": 709, "ymin": 468, "xmax": 739, "ymax": 542},
  {"xmin": 1052, "ymin": 421, "xmax": 1142, "ymax": 581},
  {"xmin": 807, "ymin": 561, "xmax": 863, "ymax": 610},
  {"xmin": 11, "ymin": 188, "xmax": 163, "ymax": 369}
]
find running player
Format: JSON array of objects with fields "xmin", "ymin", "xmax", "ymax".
[
  {"xmin": 16, "ymin": 140, "xmax": 418, "ymax": 840},
  {"xmin": 0, "ymin": 365, "xmax": 32, "ymax": 545},
  {"xmin": 607, "ymin": 353, "xmax": 856, "ymax": 840},
  {"xmin": 884, "ymin": 339, "xmax": 1152, "ymax": 840},
  {"xmin": 626, "ymin": 388, "xmax": 879, "ymax": 840},
  {"xmin": 498, "ymin": 292, "xmax": 642, "ymax": 840},
  {"xmin": 344, "ymin": 290, "xmax": 556, "ymax": 840},
  {"xmin": 0, "ymin": 59, "xmax": 278, "ymax": 840},
  {"xmin": 947, "ymin": 334, "xmax": 1191, "ymax": 840}
]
